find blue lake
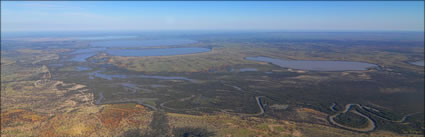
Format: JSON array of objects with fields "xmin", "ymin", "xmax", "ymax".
[
  {"xmin": 78, "ymin": 36, "xmax": 137, "ymax": 40},
  {"xmin": 70, "ymin": 47, "xmax": 210, "ymax": 62},
  {"xmin": 239, "ymin": 68, "xmax": 258, "ymax": 72},
  {"xmin": 69, "ymin": 39, "xmax": 205, "ymax": 62},
  {"xmin": 90, "ymin": 39, "xmax": 197, "ymax": 48},
  {"xmin": 246, "ymin": 56, "xmax": 377, "ymax": 71},
  {"xmin": 106, "ymin": 48, "xmax": 210, "ymax": 57},
  {"xmin": 410, "ymin": 60, "xmax": 424, "ymax": 67},
  {"xmin": 48, "ymin": 64, "xmax": 64, "ymax": 67},
  {"xmin": 150, "ymin": 84, "xmax": 167, "ymax": 88}
]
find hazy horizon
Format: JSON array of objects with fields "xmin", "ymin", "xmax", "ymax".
[{"xmin": 1, "ymin": 1, "xmax": 424, "ymax": 32}]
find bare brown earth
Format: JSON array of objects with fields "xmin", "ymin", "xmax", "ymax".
[
  {"xmin": 1, "ymin": 75, "xmax": 419, "ymax": 137},
  {"xmin": 2, "ymin": 70, "xmax": 418, "ymax": 137}
]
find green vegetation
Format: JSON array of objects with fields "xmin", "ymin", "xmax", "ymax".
[{"xmin": 333, "ymin": 111, "xmax": 369, "ymax": 128}]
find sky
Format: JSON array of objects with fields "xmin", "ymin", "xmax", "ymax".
[{"xmin": 1, "ymin": 1, "xmax": 424, "ymax": 32}]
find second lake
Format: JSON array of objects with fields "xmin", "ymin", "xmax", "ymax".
[{"xmin": 246, "ymin": 56, "xmax": 377, "ymax": 71}]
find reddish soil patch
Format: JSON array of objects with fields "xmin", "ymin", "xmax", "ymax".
[
  {"xmin": 1, "ymin": 109, "xmax": 47, "ymax": 127},
  {"xmin": 98, "ymin": 104, "xmax": 147, "ymax": 129}
]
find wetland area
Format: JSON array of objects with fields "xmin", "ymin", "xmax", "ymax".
[
  {"xmin": 2, "ymin": 32, "xmax": 424, "ymax": 137},
  {"xmin": 245, "ymin": 56, "xmax": 378, "ymax": 71},
  {"xmin": 2, "ymin": 1, "xmax": 424, "ymax": 136}
]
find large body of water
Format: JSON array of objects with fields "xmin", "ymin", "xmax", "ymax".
[
  {"xmin": 70, "ymin": 47, "xmax": 210, "ymax": 62},
  {"xmin": 246, "ymin": 56, "xmax": 377, "ymax": 71},
  {"xmin": 410, "ymin": 60, "xmax": 424, "ymax": 67},
  {"xmin": 78, "ymin": 36, "xmax": 137, "ymax": 40},
  {"xmin": 90, "ymin": 39, "xmax": 197, "ymax": 48},
  {"xmin": 239, "ymin": 68, "xmax": 258, "ymax": 72},
  {"xmin": 106, "ymin": 48, "xmax": 210, "ymax": 57},
  {"xmin": 69, "ymin": 39, "xmax": 208, "ymax": 62}
]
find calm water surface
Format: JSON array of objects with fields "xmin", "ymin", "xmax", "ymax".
[
  {"xmin": 246, "ymin": 56, "xmax": 377, "ymax": 71},
  {"xmin": 239, "ymin": 68, "xmax": 258, "ymax": 72},
  {"xmin": 106, "ymin": 48, "xmax": 210, "ymax": 57},
  {"xmin": 69, "ymin": 39, "xmax": 205, "ymax": 62},
  {"xmin": 48, "ymin": 64, "xmax": 64, "ymax": 67},
  {"xmin": 410, "ymin": 60, "xmax": 424, "ymax": 66},
  {"xmin": 70, "ymin": 47, "xmax": 210, "ymax": 61},
  {"xmin": 78, "ymin": 36, "xmax": 137, "ymax": 40},
  {"xmin": 91, "ymin": 39, "xmax": 196, "ymax": 48}
]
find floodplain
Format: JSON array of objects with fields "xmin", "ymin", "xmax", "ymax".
[{"xmin": 1, "ymin": 32, "xmax": 424, "ymax": 137}]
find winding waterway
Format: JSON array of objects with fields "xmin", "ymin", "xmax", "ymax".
[
  {"xmin": 328, "ymin": 103, "xmax": 422, "ymax": 132},
  {"xmin": 328, "ymin": 104, "xmax": 376, "ymax": 132},
  {"xmin": 88, "ymin": 70, "xmax": 196, "ymax": 82}
]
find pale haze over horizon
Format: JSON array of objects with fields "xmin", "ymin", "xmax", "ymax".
[{"xmin": 1, "ymin": 1, "xmax": 424, "ymax": 32}]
